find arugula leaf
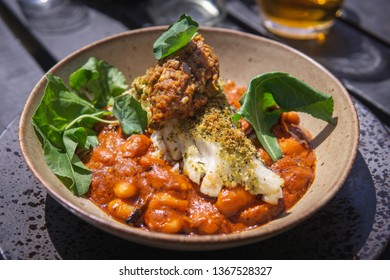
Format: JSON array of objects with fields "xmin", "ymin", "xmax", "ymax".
[
  {"xmin": 113, "ymin": 94, "xmax": 148, "ymax": 135},
  {"xmin": 32, "ymin": 125, "xmax": 92, "ymax": 196},
  {"xmin": 32, "ymin": 73, "xmax": 100, "ymax": 149},
  {"xmin": 153, "ymin": 13, "xmax": 199, "ymax": 60},
  {"xmin": 234, "ymin": 72, "xmax": 334, "ymax": 161},
  {"xmin": 32, "ymin": 57, "xmax": 150, "ymax": 196},
  {"xmin": 62, "ymin": 127, "xmax": 96, "ymax": 195},
  {"xmin": 69, "ymin": 57, "xmax": 128, "ymax": 108},
  {"xmin": 31, "ymin": 73, "xmax": 104, "ymax": 196}
]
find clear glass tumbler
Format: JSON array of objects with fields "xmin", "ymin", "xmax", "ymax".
[
  {"xmin": 17, "ymin": 0, "xmax": 89, "ymax": 33},
  {"xmin": 147, "ymin": 0, "xmax": 226, "ymax": 26}
]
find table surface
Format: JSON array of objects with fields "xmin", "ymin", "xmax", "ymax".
[{"xmin": 0, "ymin": 0, "xmax": 389, "ymax": 260}]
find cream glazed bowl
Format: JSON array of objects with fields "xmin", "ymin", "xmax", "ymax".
[{"xmin": 19, "ymin": 27, "xmax": 359, "ymax": 250}]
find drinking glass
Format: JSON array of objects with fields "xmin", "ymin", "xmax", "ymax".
[
  {"xmin": 147, "ymin": 0, "xmax": 226, "ymax": 26},
  {"xmin": 17, "ymin": 0, "xmax": 89, "ymax": 33},
  {"xmin": 257, "ymin": 0, "xmax": 344, "ymax": 39}
]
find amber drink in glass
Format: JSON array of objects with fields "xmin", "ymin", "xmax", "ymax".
[{"xmin": 257, "ymin": 0, "xmax": 344, "ymax": 39}]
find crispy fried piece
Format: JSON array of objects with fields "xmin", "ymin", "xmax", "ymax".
[{"xmin": 134, "ymin": 34, "xmax": 220, "ymax": 129}]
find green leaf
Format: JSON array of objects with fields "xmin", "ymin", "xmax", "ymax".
[
  {"xmin": 62, "ymin": 127, "xmax": 95, "ymax": 195},
  {"xmin": 32, "ymin": 124, "xmax": 93, "ymax": 196},
  {"xmin": 31, "ymin": 73, "xmax": 101, "ymax": 196},
  {"xmin": 32, "ymin": 73, "xmax": 100, "ymax": 149},
  {"xmin": 32, "ymin": 58, "xmax": 132, "ymax": 197},
  {"xmin": 113, "ymin": 94, "xmax": 148, "ymax": 135},
  {"xmin": 153, "ymin": 13, "xmax": 199, "ymax": 60},
  {"xmin": 31, "ymin": 73, "xmax": 109, "ymax": 196},
  {"xmin": 259, "ymin": 72, "xmax": 334, "ymax": 123},
  {"xmin": 69, "ymin": 57, "xmax": 128, "ymax": 108},
  {"xmin": 236, "ymin": 72, "xmax": 334, "ymax": 161},
  {"xmin": 85, "ymin": 128, "xmax": 99, "ymax": 148}
]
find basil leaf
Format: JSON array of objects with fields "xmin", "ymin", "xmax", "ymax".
[
  {"xmin": 259, "ymin": 72, "xmax": 334, "ymax": 123},
  {"xmin": 69, "ymin": 57, "xmax": 128, "ymax": 108},
  {"xmin": 153, "ymin": 13, "xmax": 199, "ymax": 60},
  {"xmin": 235, "ymin": 72, "xmax": 334, "ymax": 161},
  {"xmin": 32, "ymin": 73, "xmax": 100, "ymax": 149},
  {"xmin": 113, "ymin": 94, "xmax": 148, "ymax": 135}
]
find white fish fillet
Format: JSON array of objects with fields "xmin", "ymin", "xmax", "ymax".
[{"xmin": 151, "ymin": 119, "xmax": 284, "ymax": 204}]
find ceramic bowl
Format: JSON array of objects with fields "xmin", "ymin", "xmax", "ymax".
[{"xmin": 19, "ymin": 27, "xmax": 359, "ymax": 250}]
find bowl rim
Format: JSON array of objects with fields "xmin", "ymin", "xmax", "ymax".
[{"xmin": 18, "ymin": 26, "xmax": 359, "ymax": 249}]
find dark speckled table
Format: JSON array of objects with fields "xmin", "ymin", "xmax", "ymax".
[{"xmin": 0, "ymin": 0, "xmax": 389, "ymax": 260}]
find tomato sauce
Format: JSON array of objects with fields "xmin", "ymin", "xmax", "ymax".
[{"xmin": 84, "ymin": 81, "xmax": 315, "ymax": 235}]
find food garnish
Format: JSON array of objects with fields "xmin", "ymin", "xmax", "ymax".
[
  {"xmin": 233, "ymin": 72, "xmax": 334, "ymax": 161},
  {"xmin": 153, "ymin": 13, "xmax": 199, "ymax": 60},
  {"xmin": 32, "ymin": 58, "xmax": 147, "ymax": 195}
]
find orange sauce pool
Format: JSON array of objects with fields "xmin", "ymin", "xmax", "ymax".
[{"xmin": 84, "ymin": 81, "xmax": 316, "ymax": 235}]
